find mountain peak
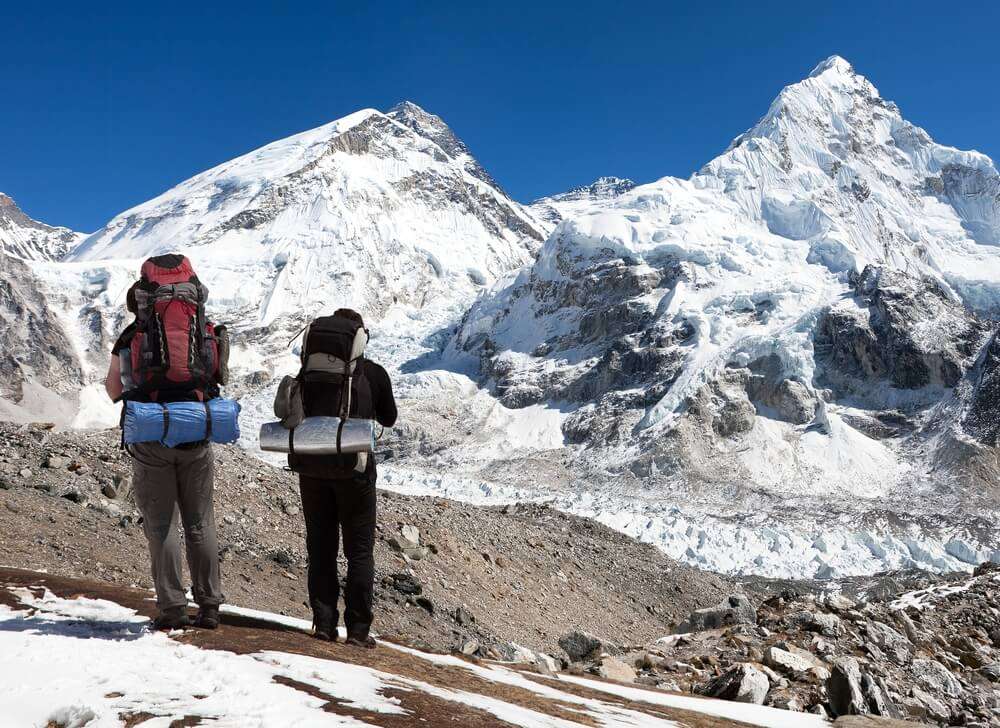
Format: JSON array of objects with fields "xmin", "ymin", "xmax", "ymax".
[
  {"xmin": 388, "ymin": 99, "xmax": 430, "ymax": 116},
  {"xmin": 387, "ymin": 100, "xmax": 500, "ymax": 189},
  {"xmin": 808, "ymin": 54, "xmax": 854, "ymax": 79},
  {"xmin": 550, "ymin": 176, "xmax": 637, "ymax": 202},
  {"xmin": 0, "ymin": 192, "xmax": 83, "ymax": 261}
]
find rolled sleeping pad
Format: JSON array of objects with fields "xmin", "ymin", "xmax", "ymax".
[
  {"xmin": 123, "ymin": 399, "xmax": 241, "ymax": 448},
  {"xmin": 259, "ymin": 417, "xmax": 375, "ymax": 455}
]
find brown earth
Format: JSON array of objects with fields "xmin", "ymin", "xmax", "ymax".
[{"xmin": 0, "ymin": 422, "xmax": 733, "ymax": 661}]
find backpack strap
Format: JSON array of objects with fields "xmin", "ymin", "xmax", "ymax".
[
  {"xmin": 203, "ymin": 401, "xmax": 213, "ymax": 441},
  {"xmin": 160, "ymin": 404, "xmax": 171, "ymax": 445}
]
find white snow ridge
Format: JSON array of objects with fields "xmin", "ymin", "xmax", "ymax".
[{"xmin": 4, "ymin": 59, "xmax": 1000, "ymax": 580}]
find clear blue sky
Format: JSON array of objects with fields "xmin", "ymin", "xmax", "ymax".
[{"xmin": 3, "ymin": 1, "xmax": 998, "ymax": 232}]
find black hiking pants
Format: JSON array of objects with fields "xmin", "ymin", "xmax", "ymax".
[{"xmin": 299, "ymin": 473, "xmax": 376, "ymax": 639}]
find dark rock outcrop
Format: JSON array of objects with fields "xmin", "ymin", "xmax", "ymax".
[
  {"xmin": 816, "ymin": 265, "xmax": 987, "ymax": 392},
  {"xmin": 964, "ymin": 331, "xmax": 1000, "ymax": 445}
]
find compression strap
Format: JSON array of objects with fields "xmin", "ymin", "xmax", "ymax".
[
  {"xmin": 203, "ymin": 401, "xmax": 213, "ymax": 441},
  {"xmin": 160, "ymin": 404, "xmax": 171, "ymax": 445}
]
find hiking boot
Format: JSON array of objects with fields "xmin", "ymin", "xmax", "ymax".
[
  {"xmin": 194, "ymin": 605, "xmax": 220, "ymax": 630},
  {"xmin": 152, "ymin": 607, "xmax": 190, "ymax": 631},
  {"xmin": 313, "ymin": 623, "xmax": 337, "ymax": 642},
  {"xmin": 345, "ymin": 634, "xmax": 376, "ymax": 649}
]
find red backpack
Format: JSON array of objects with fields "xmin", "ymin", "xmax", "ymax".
[{"xmin": 123, "ymin": 254, "xmax": 229, "ymax": 402}]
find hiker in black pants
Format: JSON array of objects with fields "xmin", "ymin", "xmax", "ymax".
[{"xmin": 283, "ymin": 308, "xmax": 397, "ymax": 647}]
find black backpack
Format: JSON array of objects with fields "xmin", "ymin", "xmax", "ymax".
[{"xmin": 286, "ymin": 315, "xmax": 372, "ymax": 478}]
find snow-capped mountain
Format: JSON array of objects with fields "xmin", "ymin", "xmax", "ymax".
[
  {"xmin": 0, "ymin": 193, "xmax": 84, "ymax": 261},
  {"xmin": 441, "ymin": 56, "xmax": 1000, "ymax": 577},
  {"xmin": 69, "ymin": 104, "xmax": 545, "ymax": 327},
  {"xmin": 529, "ymin": 176, "xmax": 637, "ymax": 229},
  {"xmin": 5, "ymin": 59, "xmax": 1000, "ymax": 580},
  {"xmin": 12, "ymin": 102, "xmax": 547, "ymax": 428}
]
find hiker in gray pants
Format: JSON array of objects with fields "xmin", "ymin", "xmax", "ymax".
[
  {"xmin": 130, "ymin": 441, "xmax": 224, "ymax": 627},
  {"xmin": 106, "ymin": 339, "xmax": 225, "ymax": 631}
]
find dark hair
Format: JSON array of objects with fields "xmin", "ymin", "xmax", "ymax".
[
  {"xmin": 126, "ymin": 282, "xmax": 139, "ymax": 313},
  {"xmin": 334, "ymin": 308, "xmax": 365, "ymax": 327}
]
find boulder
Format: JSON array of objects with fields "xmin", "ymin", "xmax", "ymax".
[
  {"xmin": 979, "ymin": 662, "xmax": 1000, "ymax": 682},
  {"xmin": 788, "ymin": 609, "xmax": 843, "ymax": 637},
  {"xmin": 910, "ymin": 658, "xmax": 961, "ymax": 697},
  {"xmin": 454, "ymin": 606, "xmax": 475, "ymax": 627},
  {"xmin": 864, "ymin": 621, "xmax": 911, "ymax": 665},
  {"xmin": 906, "ymin": 687, "xmax": 949, "ymax": 724},
  {"xmin": 401, "ymin": 524, "xmax": 420, "ymax": 546},
  {"xmin": 44, "ymin": 454, "xmax": 68, "ymax": 469},
  {"xmin": 696, "ymin": 663, "xmax": 769, "ymax": 704},
  {"xmin": 387, "ymin": 572, "xmax": 422, "ymax": 595},
  {"xmin": 861, "ymin": 674, "xmax": 902, "ymax": 719},
  {"xmin": 824, "ymin": 593, "xmax": 857, "ymax": 612},
  {"xmin": 389, "ymin": 525, "xmax": 421, "ymax": 552},
  {"xmin": 535, "ymin": 653, "xmax": 561, "ymax": 675},
  {"xmin": 828, "ymin": 657, "xmax": 868, "ymax": 717},
  {"xmin": 559, "ymin": 630, "xmax": 607, "ymax": 662},
  {"xmin": 677, "ymin": 594, "xmax": 757, "ymax": 633},
  {"xmin": 597, "ymin": 656, "xmax": 636, "ymax": 683},
  {"xmin": 828, "ymin": 657, "xmax": 902, "ymax": 719},
  {"xmin": 764, "ymin": 646, "xmax": 815, "ymax": 677}
]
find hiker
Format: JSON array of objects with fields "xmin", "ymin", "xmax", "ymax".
[
  {"xmin": 277, "ymin": 308, "xmax": 397, "ymax": 647},
  {"xmin": 104, "ymin": 254, "xmax": 228, "ymax": 631}
]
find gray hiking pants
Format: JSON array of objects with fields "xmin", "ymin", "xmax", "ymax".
[{"xmin": 131, "ymin": 442, "xmax": 224, "ymax": 612}]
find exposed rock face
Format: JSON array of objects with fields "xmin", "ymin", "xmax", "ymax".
[
  {"xmin": 965, "ymin": 331, "xmax": 1000, "ymax": 445},
  {"xmin": 453, "ymin": 238, "xmax": 691, "ymax": 447},
  {"xmin": 0, "ymin": 193, "xmax": 83, "ymax": 261},
  {"xmin": 816, "ymin": 265, "xmax": 987, "ymax": 393},
  {"xmin": 0, "ymin": 254, "xmax": 83, "ymax": 406},
  {"xmin": 747, "ymin": 354, "xmax": 818, "ymax": 424},
  {"xmin": 387, "ymin": 101, "xmax": 502, "ymax": 191},
  {"xmin": 685, "ymin": 368, "xmax": 757, "ymax": 437}
]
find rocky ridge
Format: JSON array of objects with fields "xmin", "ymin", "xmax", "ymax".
[
  {"xmin": 0, "ymin": 192, "xmax": 83, "ymax": 261},
  {"xmin": 565, "ymin": 566, "xmax": 1000, "ymax": 726}
]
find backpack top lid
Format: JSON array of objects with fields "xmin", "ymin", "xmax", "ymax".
[
  {"xmin": 141, "ymin": 254, "xmax": 196, "ymax": 285},
  {"xmin": 301, "ymin": 315, "xmax": 369, "ymax": 369}
]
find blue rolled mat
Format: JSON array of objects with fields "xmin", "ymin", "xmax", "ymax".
[{"xmin": 123, "ymin": 399, "xmax": 241, "ymax": 447}]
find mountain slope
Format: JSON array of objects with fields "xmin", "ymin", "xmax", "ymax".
[
  {"xmin": 0, "ymin": 192, "xmax": 84, "ymax": 261},
  {"xmin": 68, "ymin": 105, "xmax": 544, "ymax": 329},
  {"xmin": 20, "ymin": 103, "xmax": 546, "ymax": 433},
  {"xmin": 441, "ymin": 56, "xmax": 1000, "ymax": 578}
]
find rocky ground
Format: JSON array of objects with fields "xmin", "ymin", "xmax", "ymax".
[
  {"xmin": 564, "ymin": 566, "xmax": 1000, "ymax": 726},
  {"xmin": 3, "ymin": 421, "xmax": 1000, "ymax": 725},
  {"xmin": 0, "ymin": 422, "xmax": 731, "ymax": 662}
]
